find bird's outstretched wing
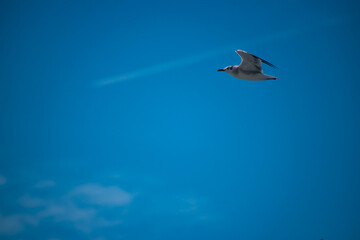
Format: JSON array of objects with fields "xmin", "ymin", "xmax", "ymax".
[{"xmin": 236, "ymin": 50, "xmax": 276, "ymax": 73}]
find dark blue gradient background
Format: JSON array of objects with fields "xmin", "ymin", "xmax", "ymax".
[{"xmin": 0, "ymin": 1, "xmax": 360, "ymax": 239}]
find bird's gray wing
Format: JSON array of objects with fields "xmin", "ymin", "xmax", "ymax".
[{"xmin": 236, "ymin": 50, "xmax": 276, "ymax": 73}]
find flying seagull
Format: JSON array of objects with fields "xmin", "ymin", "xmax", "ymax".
[{"xmin": 218, "ymin": 50, "xmax": 279, "ymax": 80}]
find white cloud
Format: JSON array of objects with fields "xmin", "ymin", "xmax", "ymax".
[
  {"xmin": 70, "ymin": 184, "xmax": 132, "ymax": 207},
  {"xmin": 0, "ymin": 175, "xmax": 6, "ymax": 185},
  {"xmin": 38, "ymin": 202, "xmax": 96, "ymax": 222},
  {"xmin": 0, "ymin": 214, "xmax": 24, "ymax": 235},
  {"xmin": 18, "ymin": 195, "xmax": 47, "ymax": 208},
  {"xmin": 11, "ymin": 184, "xmax": 133, "ymax": 235},
  {"xmin": 37, "ymin": 202, "xmax": 97, "ymax": 233},
  {"xmin": 0, "ymin": 214, "xmax": 37, "ymax": 235}
]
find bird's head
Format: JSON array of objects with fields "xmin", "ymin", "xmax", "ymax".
[{"xmin": 217, "ymin": 66, "xmax": 234, "ymax": 72}]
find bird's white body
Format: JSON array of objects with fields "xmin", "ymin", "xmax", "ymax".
[
  {"xmin": 227, "ymin": 66, "xmax": 276, "ymax": 80},
  {"xmin": 218, "ymin": 50, "xmax": 278, "ymax": 81}
]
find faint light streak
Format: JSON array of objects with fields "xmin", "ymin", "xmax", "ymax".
[{"xmin": 93, "ymin": 17, "xmax": 346, "ymax": 87}]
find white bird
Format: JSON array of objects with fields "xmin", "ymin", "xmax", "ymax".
[{"xmin": 218, "ymin": 50, "xmax": 279, "ymax": 80}]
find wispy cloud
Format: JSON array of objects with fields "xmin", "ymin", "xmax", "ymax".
[
  {"xmin": 0, "ymin": 175, "xmax": 6, "ymax": 185},
  {"xmin": 18, "ymin": 195, "xmax": 47, "ymax": 208},
  {"xmin": 93, "ymin": 16, "xmax": 345, "ymax": 87},
  {"xmin": 2, "ymin": 184, "xmax": 133, "ymax": 235},
  {"xmin": 33, "ymin": 180, "xmax": 56, "ymax": 189},
  {"xmin": 37, "ymin": 202, "xmax": 97, "ymax": 233},
  {"xmin": 93, "ymin": 47, "xmax": 229, "ymax": 86},
  {"xmin": 70, "ymin": 184, "xmax": 133, "ymax": 207},
  {"xmin": 0, "ymin": 214, "xmax": 37, "ymax": 235}
]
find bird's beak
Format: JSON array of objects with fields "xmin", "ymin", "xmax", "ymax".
[{"xmin": 217, "ymin": 69, "xmax": 225, "ymax": 71}]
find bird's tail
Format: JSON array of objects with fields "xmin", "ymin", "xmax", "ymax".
[{"xmin": 264, "ymin": 75, "xmax": 279, "ymax": 80}]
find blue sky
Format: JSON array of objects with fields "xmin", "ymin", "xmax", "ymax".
[{"xmin": 0, "ymin": 0, "xmax": 360, "ymax": 239}]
